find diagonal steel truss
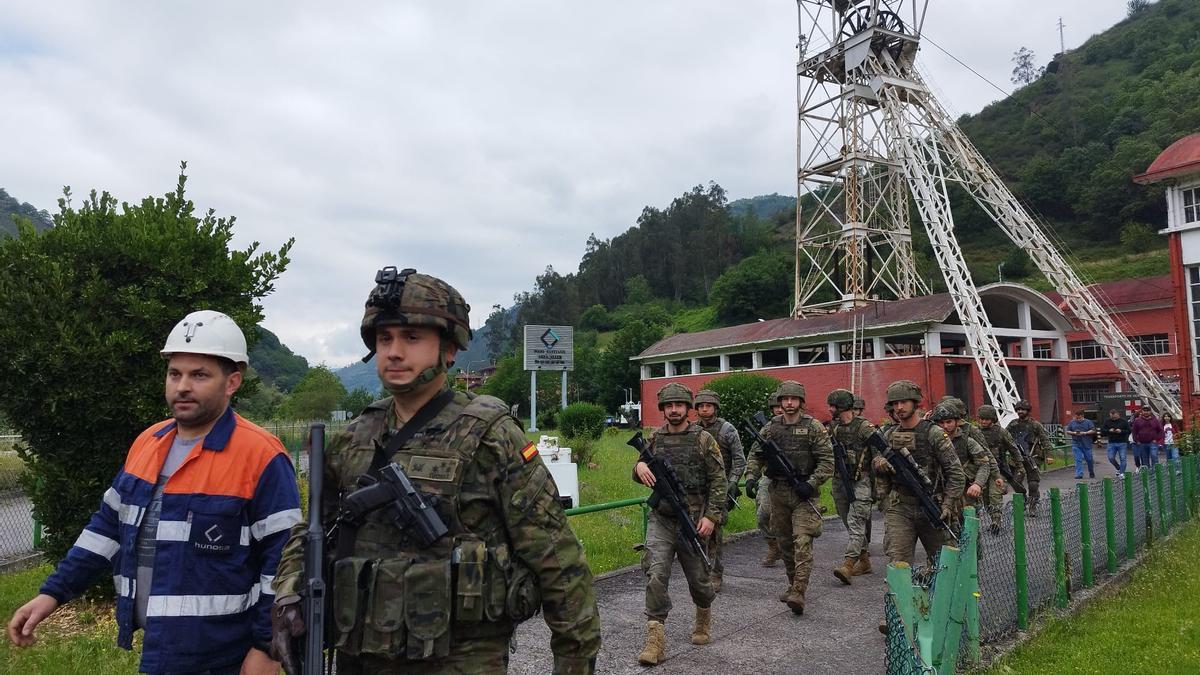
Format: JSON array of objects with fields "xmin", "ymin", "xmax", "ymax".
[{"xmin": 792, "ymin": 0, "xmax": 1181, "ymax": 420}]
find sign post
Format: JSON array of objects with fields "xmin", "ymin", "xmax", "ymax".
[{"xmin": 524, "ymin": 325, "xmax": 574, "ymax": 433}]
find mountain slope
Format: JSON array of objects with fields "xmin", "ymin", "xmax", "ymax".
[{"xmin": 0, "ymin": 188, "xmax": 53, "ymax": 236}]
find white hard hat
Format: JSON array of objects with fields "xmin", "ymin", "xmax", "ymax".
[{"xmin": 161, "ymin": 310, "xmax": 249, "ymax": 366}]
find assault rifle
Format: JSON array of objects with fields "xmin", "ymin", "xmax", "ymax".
[
  {"xmin": 628, "ymin": 432, "xmax": 711, "ymax": 568},
  {"xmin": 338, "ymin": 462, "xmax": 449, "ymax": 548},
  {"xmin": 742, "ymin": 411, "xmax": 821, "ymax": 516},
  {"xmin": 1012, "ymin": 431, "xmax": 1034, "ymax": 464},
  {"xmin": 300, "ymin": 424, "xmax": 327, "ymax": 675},
  {"xmin": 828, "ymin": 428, "xmax": 857, "ymax": 500},
  {"xmin": 867, "ymin": 431, "xmax": 958, "ymax": 539}
]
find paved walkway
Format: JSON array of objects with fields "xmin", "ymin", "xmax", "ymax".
[{"xmin": 509, "ymin": 458, "xmax": 1126, "ymax": 674}]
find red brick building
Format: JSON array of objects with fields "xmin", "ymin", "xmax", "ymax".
[{"xmin": 634, "ymin": 284, "xmax": 1075, "ymax": 427}]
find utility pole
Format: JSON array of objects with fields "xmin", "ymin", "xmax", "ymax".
[{"xmin": 1057, "ymin": 17, "xmax": 1066, "ymax": 55}]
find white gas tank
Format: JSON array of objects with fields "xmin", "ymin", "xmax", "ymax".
[{"xmin": 536, "ymin": 435, "xmax": 579, "ymax": 509}]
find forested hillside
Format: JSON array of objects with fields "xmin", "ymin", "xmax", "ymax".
[{"xmin": 0, "ymin": 188, "xmax": 53, "ymax": 236}]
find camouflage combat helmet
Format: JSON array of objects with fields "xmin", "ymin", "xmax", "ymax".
[
  {"xmin": 1014, "ymin": 399, "xmax": 1033, "ymax": 412},
  {"xmin": 827, "ymin": 388, "xmax": 855, "ymax": 411},
  {"xmin": 930, "ymin": 404, "xmax": 959, "ymax": 423},
  {"xmin": 777, "ymin": 380, "xmax": 806, "ymax": 401},
  {"xmin": 694, "ymin": 389, "xmax": 720, "ymax": 408},
  {"xmin": 768, "ymin": 391, "xmax": 781, "ymax": 408},
  {"xmin": 886, "ymin": 379, "xmax": 923, "ymax": 403},
  {"xmin": 977, "ymin": 404, "xmax": 999, "ymax": 422},
  {"xmin": 360, "ymin": 266, "xmax": 473, "ymax": 357},
  {"xmin": 852, "ymin": 396, "xmax": 865, "ymax": 410},
  {"xmin": 939, "ymin": 395, "xmax": 968, "ymax": 419},
  {"xmin": 657, "ymin": 382, "xmax": 694, "ymax": 409}
]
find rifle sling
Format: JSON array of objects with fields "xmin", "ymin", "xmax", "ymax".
[{"xmin": 335, "ymin": 387, "xmax": 457, "ymax": 560}]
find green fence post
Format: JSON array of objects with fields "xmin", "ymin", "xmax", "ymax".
[
  {"xmin": 1013, "ymin": 493, "xmax": 1029, "ymax": 630},
  {"xmin": 1124, "ymin": 472, "xmax": 1135, "ymax": 560},
  {"xmin": 641, "ymin": 502, "xmax": 650, "ymax": 541},
  {"xmin": 1169, "ymin": 461, "xmax": 1178, "ymax": 530},
  {"xmin": 1078, "ymin": 483, "xmax": 1093, "ymax": 589},
  {"xmin": 1183, "ymin": 456, "xmax": 1193, "ymax": 520},
  {"xmin": 1051, "ymin": 488, "xmax": 1068, "ymax": 608},
  {"xmin": 32, "ymin": 475, "xmax": 43, "ymax": 549},
  {"xmin": 1154, "ymin": 463, "xmax": 1167, "ymax": 535},
  {"xmin": 1142, "ymin": 469, "xmax": 1154, "ymax": 548},
  {"xmin": 1103, "ymin": 478, "xmax": 1116, "ymax": 573}
]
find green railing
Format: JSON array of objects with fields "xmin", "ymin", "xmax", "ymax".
[{"xmin": 566, "ymin": 496, "xmax": 651, "ymax": 539}]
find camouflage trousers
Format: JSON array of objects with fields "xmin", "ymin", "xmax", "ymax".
[
  {"xmin": 335, "ymin": 634, "xmax": 510, "ymax": 674},
  {"xmin": 642, "ymin": 511, "xmax": 715, "ymax": 621},
  {"xmin": 756, "ymin": 476, "xmax": 774, "ymax": 541},
  {"xmin": 883, "ymin": 492, "xmax": 951, "ymax": 566},
  {"xmin": 832, "ymin": 474, "xmax": 872, "ymax": 559},
  {"xmin": 1007, "ymin": 457, "xmax": 1041, "ymax": 508},
  {"xmin": 708, "ymin": 525, "xmax": 725, "ymax": 578},
  {"xmin": 768, "ymin": 482, "xmax": 822, "ymax": 592}
]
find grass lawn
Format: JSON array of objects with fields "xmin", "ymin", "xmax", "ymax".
[
  {"xmin": 983, "ymin": 520, "xmax": 1200, "ymax": 674},
  {"xmin": 0, "ymin": 565, "xmax": 142, "ymax": 674},
  {"xmin": 534, "ymin": 428, "xmax": 836, "ymax": 575}
]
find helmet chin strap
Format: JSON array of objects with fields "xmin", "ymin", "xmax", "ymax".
[{"xmin": 381, "ymin": 349, "xmax": 449, "ymax": 397}]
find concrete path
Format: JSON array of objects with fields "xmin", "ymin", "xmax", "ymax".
[{"xmin": 509, "ymin": 455, "xmax": 1136, "ymax": 674}]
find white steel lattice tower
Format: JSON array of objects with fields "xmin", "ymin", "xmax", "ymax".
[{"xmin": 791, "ymin": 0, "xmax": 1181, "ymax": 420}]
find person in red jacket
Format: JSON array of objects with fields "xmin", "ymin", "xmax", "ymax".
[
  {"xmin": 1130, "ymin": 407, "xmax": 1164, "ymax": 468},
  {"xmin": 7, "ymin": 310, "xmax": 300, "ymax": 675}
]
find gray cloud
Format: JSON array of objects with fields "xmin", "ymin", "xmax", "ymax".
[{"xmin": 0, "ymin": 1, "xmax": 1127, "ymax": 366}]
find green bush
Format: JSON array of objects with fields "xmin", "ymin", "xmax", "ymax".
[
  {"xmin": 703, "ymin": 372, "xmax": 783, "ymax": 450},
  {"xmin": 537, "ymin": 408, "xmax": 557, "ymax": 430},
  {"xmin": 564, "ymin": 435, "xmax": 596, "ymax": 467},
  {"xmin": 559, "ymin": 402, "xmax": 606, "ymax": 440}
]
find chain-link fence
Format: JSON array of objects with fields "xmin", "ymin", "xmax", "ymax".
[
  {"xmin": 886, "ymin": 456, "xmax": 1200, "ymax": 673},
  {"xmin": 0, "ymin": 438, "xmax": 37, "ymax": 570}
]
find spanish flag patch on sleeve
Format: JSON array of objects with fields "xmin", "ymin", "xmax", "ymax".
[{"xmin": 521, "ymin": 442, "xmax": 538, "ymax": 462}]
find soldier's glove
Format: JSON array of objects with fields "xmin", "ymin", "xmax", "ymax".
[
  {"xmin": 938, "ymin": 502, "xmax": 955, "ymax": 524},
  {"xmin": 270, "ymin": 595, "xmax": 306, "ymax": 675},
  {"xmin": 553, "ymin": 655, "xmax": 597, "ymax": 675},
  {"xmin": 745, "ymin": 478, "xmax": 758, "ymax": 499},
  {"xmin": 726, "ymin": 483, "xmax": 741, "ymax": 511},
  {"xmin": 794, "ymin": 480, "xmax": 814, "ymax": 501},
  {"xmin": 872, "ymin": 455, "xmax": 895, "ymax": 475}
]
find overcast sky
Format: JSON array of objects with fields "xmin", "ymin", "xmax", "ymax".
[{"xmin": 0, "ymin": 1, "xmax": 1130, "ymax": 367}]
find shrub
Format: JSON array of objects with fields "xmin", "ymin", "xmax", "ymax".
[
  {"xmin": 564, "ymin": 435, "xmax": 596, "ymax": 468},
  {"xmin": 559, "ymin": 402, "xmax": 606, "ymax": 440},
  {"xmin": 538, "ymin": 408, "xmax": 557, "ymax": 430},
  {"xmin": 703, "ymin": 372, "xmax": 783, "ymax": 450}
]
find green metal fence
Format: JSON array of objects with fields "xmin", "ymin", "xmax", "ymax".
[{"xmin": 885, "ymin": 455, "xmax": 1200, "ymax": 674}]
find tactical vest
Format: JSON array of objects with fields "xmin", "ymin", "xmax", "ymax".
[
  {"xmin": 329, "ymin": 394, "xmax": 538, "ymax": 662},
  {"xmin": 885, "ymin": 419, "xmax": 940, "ymax": 497},
  {"xmin": 650, "ymin": 426, "xmax": 708, "ymax": 495},
  {"xmin": 950, "ymin": 433, "xmax": 980, "ymax": 481},
  {"xmin": 699, "ymin": 418, "xmax": 734, "ymax": 476},
  {"xmin": 764, "ymin": 416, "xmax": 818, "ymax": 479},
  {"xmin": 978, "ymin": 424, "xmax": 1003, "ymax": 451},
  {"xmin": 831, "ymin": 416, "xmax": 869, "ymax": 472}
]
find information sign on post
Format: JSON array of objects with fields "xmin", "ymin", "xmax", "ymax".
[{"xmin": 523, "ymin": 325, "xmax": 574, "ymax": 432}]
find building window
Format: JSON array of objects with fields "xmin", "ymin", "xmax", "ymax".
[
  {"xmin": 697, "ymin": 356, "xmax": 721, "ymax": 374},
  {"xmin": 1070, "ymin": 382, "xmax": 1113, "ymax": 404},
  {"xmin": 1190, "ymin": 267, "xmax": 1200, "ymax": 391},
  {"xmin": 1069, "ymin": 339, "xmax": 1107, "ymax": 360},
  {"xmin": 838, "ymin": 339, "xmax": 874, "ymax": 361},
  {"xmin": 647, "ymin": 363, "xmax": 666, "ymax": 378},
  {"xmin": 728, "ymin": 352, "xmax": 753, "ymax": 370},
  {"xmin": 1185, "ymin": 186, "xmax": 1199, "ymax": 224},
  {"xmin": 1129, "ymin": 333, "xmax": 1170, "ymax": 356},
  {"xmin": 670, "ymin": 359, "xmax": 692, "ymax": 376},
  {"xmin": 795, "ymin": 344, "xmax": 830, "ymax": 364},
  {"xmin": 1032, "ymin": 341, "xmax": 1053, "ymax": 359},
  {"xmin": 760, "ymin": 348, "xmax": 790, "ymax": 368},
  {"xmin": 883, "ymin": 334, "xmax": 924, "ymax": 357}
]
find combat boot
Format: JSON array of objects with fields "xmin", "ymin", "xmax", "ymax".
[
  {"xmin": 761, "ymin": 539, "xmax": 781, "ymax": 567},
  {"xmin": 690, "ymin": 606, "xmax": 712, "ymax": 645},
  {"xmin": 779, "ymin": 569, "xmax": 795, "ymax": 602},
  {"xmin": 851, "ymin": 551, "xmax": 872, "ymax": 576},
  {"xmin": 638, "ymin": 620, "xmax": 666, "ymax": 666},
  {"xmin": 833, "ymin": 557, "xmax": 856, "ymax": 585},
  {"xmin": 785, "ymin": 580, "xmax": 807, "ymax": 615}
]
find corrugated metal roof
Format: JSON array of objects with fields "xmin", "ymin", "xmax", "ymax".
[
  {"xmin": 1043, "ymin": 274, "xmax": 1172, "ymax": 309},
  {"xmin": 635, "ymin": 294, "xmax": 956, "ymax": 360},
  {"xmin": 1134, "ymin": 133, "xmax": 1200, "ymax": 184}
]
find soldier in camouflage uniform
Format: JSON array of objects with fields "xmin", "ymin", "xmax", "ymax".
[
  {"xmin": 693, "ymin": 389, "xmax": 745, "ymax": 593},
  {"xmin": 930, "ymin": 405, "xmax": 993, "ymax": 532},
  {"xmin": 871, "ymin": 381, "xmax": 964, "ymax": 573},
  {"xmin": 827, "ymin": 389, "xmax": 877, "ymax": 585},
  {"xmin": 744, "ymin": 381, "xmax": 833, "ymax": 615},
  {"xmin": 978, "ymin": 404, "xmax": 1027, "ymax": 501},
  {"xmin": 757, "ymin": 391, "xmax": 783, "ymax": 567},
  {"xmin": 939, "ymin": 396, "xmax": 1005, "ymax": 533},
  {"xmin": 634, "ymin": 382, "xmax": 726, "ymax": 665},
  {"xmin": 1006, "ymin": 399, "xmax": 1049, "ymax": 517},
  {"xmin": 270, "ymin": 268, "xmax": 601, "ymax": 675}
]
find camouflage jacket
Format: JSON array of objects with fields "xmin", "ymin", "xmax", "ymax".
[
  {"xmin": 1007, "ymin": 417, "xmax": 1052, "ymax": 462},
  {"xmin": 696, "ymin": 417, "xmax": 746, "ymax": 486},
  {"xmin": 979, "ymin": 423, "xmax": 1022, "ymax": 471},
  {"xmin": 273, "ymin": 390, "xmax": 601, "ymax": 666},
  {"xmin": 879, "ymin": 420, "xmax": 965, "ymax": 507},
  {"xmin": 745, "ymin": 414, "xmax": 834, "ymax": 492},
  {"xmin": 635, "ymin": 423, "xmax": 727, "ymax": 525},
  {"xmin": 949, "ymin": 429, "xmax": 993, "ymax": 488},
  {"xmin": 829, "ymin": 414, "xmax": 878, "ymax": 480}
]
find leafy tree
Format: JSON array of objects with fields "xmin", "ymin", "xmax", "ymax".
[
  {"xmin": 703, "ymin": 373, "xmax": 782, "ymax": 451},
  {"xmin": 483, "ymin": 303, "xmax": 514, "ymax": 361},
  {"xmin": 237, "ymin": 381, "xmax": 286, "ymax": 422},
  {"xmin": 1119, "ymin": 221, "xmax": 1158, "ymax": 253},
  {"xmin": 1011, "ymin": 47, "xmax": 1041, "ymax": 85},
  {"xmin": 559, "ymin": 402, "xmax": 606, "ymax": 440},
  {"xmin": 1002, "ymin": 246, "xmax": 1031, "ymax": 279},
  {"xmin": 340, "ymin": 387, "xmax": 376, "ymax": 417},
  {"xmin": 1128, "ymin": 0, "xmax": 1150, "ymax": 16},
  {"xmin": 579, "ymin": 304, "xmax": 613, "ymax": 331},
  {"xmin": 0, "ymin": 167, "xmax": 292, "ymax": 562},
  {"xmin": 624, "ymin": 275, "xmax": 653, "ymax": 305},
  {"xmin": 595, "ymin": 320, "xmax": 664, "ymax": 411},
  {"xmin": 709, "ymin": 249, "xmax": 792, "ymax": 324},
  {"xmin": 281, "ymin": 365, "xmax": 347, "ymax": 420}
]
